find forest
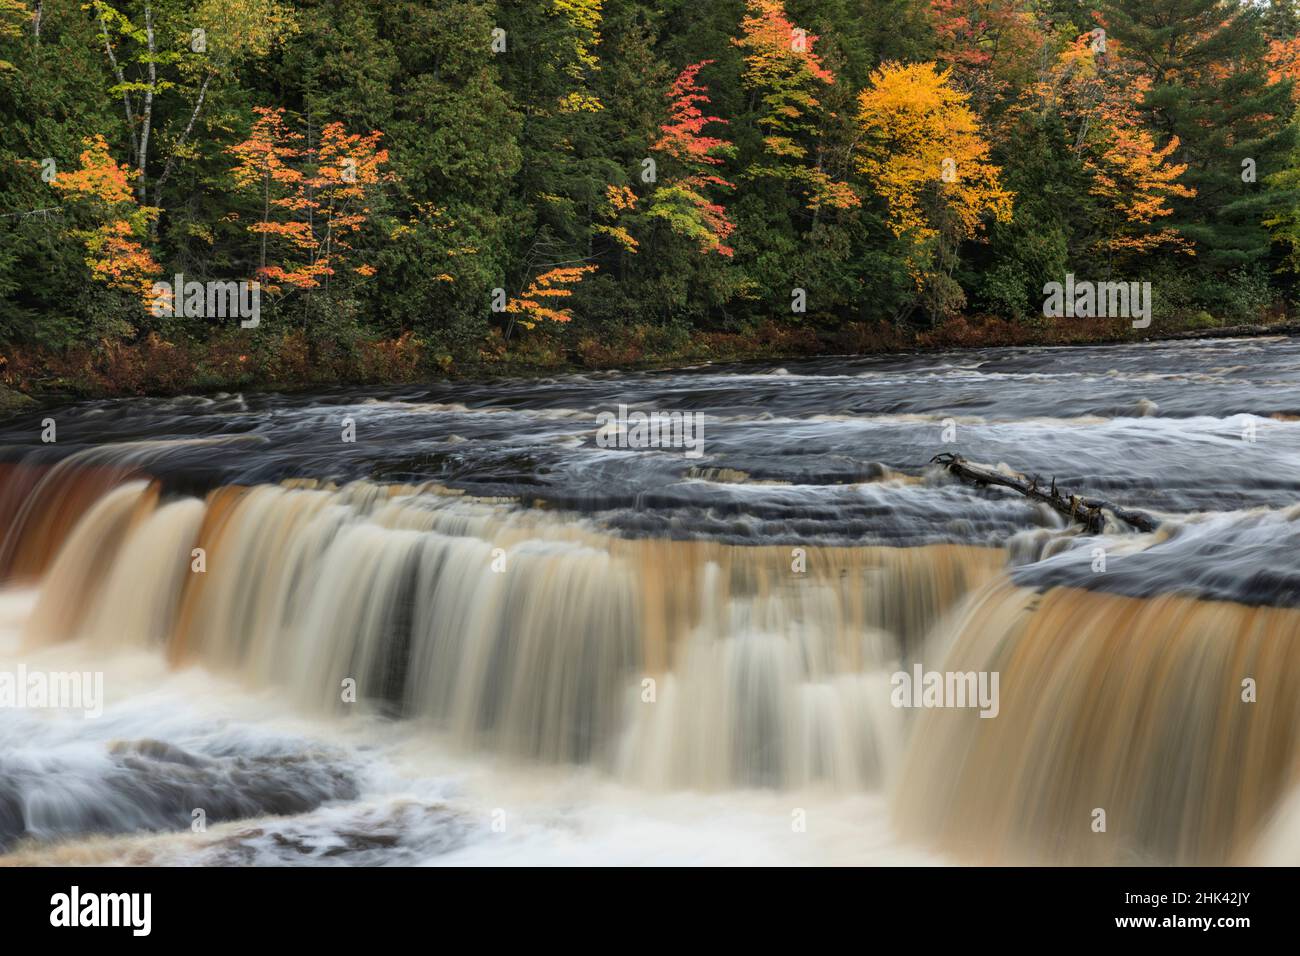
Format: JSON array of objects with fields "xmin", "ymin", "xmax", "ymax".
[{"xmin": 1, "ymin": 0, "xmax": 1299, "ymax": 394}]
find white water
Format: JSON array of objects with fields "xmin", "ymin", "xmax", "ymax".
[{"xmin": 0, "ymin": 589, "xmax": 931, "ymax": 866}]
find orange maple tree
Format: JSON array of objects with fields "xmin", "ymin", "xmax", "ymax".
[
  {"xmin": 49, "ymin": 134, "xmax": 162, "ymax": 306},
  {"xmin": 228, "ymin": 106, "xmax": 390, "ymax": 296},
  {"xmin": 1265, "ymin": 37, "xmax": 1300, "ymax": 102},
  {"xmin": 505, "ymin": 266, "xmax": 598, "ymax": 330},
  {"xmin": 1030, "ymin": 35, "xmax": 1194, "ymax": 257}
]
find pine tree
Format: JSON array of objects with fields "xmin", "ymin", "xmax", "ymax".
[{"xmin": 1098, "ymin": 0, "xmax": 1298, "ymax": 270}]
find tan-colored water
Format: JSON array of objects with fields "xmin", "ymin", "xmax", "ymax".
[
  {"xmin": 5, "ymin": 463, "xmax": 1300, "ymax": 864},
  {"xmin": 19, "ymin": 475, "xmax": 999, "ymax": 790},
  {"xmin": 895, "ymin": 581, "xmax": 1300, "ymax": 864}
]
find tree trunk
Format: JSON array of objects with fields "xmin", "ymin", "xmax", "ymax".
[
  {"xmin": 136, "ymin": 2, "xmax": 156, "ymax": 202},
  {"xmin": 98, "ymin": 10, "xmax": 138, "ymax": 166}
]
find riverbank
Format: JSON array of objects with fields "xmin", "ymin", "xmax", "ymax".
[{"xmin": 3, "ymin": 310, "xmax": 1298, "ymax": 406}]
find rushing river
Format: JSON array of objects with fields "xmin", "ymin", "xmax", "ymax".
[{"xmin": 2, "ymin": 336, "xmax": 1300, "ymax": 865}]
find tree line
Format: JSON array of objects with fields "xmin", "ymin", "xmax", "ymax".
[{"xmin": 1, "ymin": 0, "xmax": 1299, "ymax": 390}]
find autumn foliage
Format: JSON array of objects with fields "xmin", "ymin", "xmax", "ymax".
[
  {"xmin": 595, "ymin": 184, "xmax": 639, "ymax": 253},
  {"xmin": 49, "ymin": 135, "xmax": 162, "ymax": 305},
  {"xmin": 733, "ymin": 0, "xmax": 858, "ymax": 210},
  {"xmin": 3, "ymin": 0, "xmax": 1298, "ymax": 391},
  {"xmin": 506, "ymin": 266, "xmax": 598, "ymax": 329},
  {"xmin": 553, "ymin": 0, "xmax": 605, "ymax": 113},
  {"xmin": 1028, "ymin": 35, "xmax": 1194, "ymax": 257},
  {"xmin": 1265, "ymin": 37, "xmax": 1300, "ymax": 102},
  {"xmin": 228, "ymin": 107, "xmax": 389, "ymax": 296},
  {"xmin": 927, "ymin": 0, "xmax": 1044, "ymax": 107},
  {"xmin": 647, "ymin": 60, "xmax": 736, "ymax": 257},
  {"xmin": 857, "ymin": 63, "xmax": 1012, "ymax": 264}
]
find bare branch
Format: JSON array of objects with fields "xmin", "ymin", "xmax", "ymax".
[{"xmin": 153, "ymin": 71, "xmax": 214, "ymax": 205}]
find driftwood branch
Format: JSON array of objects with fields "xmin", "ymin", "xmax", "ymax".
[{"xmin": 930, "ymin": 453, "xmax": 1160, "ymax": 534}]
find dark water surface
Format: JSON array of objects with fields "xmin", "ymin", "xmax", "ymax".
[{"xmin": 3, "ymin": 336, "xmax": 1299, "ymax": 600}]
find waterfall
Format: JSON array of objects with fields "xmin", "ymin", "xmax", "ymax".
[
  {"xmin": 893, "ymin": 580, "xmax": 1300, "ymax": 865},
  {"xmin": 4, "ymin": 454, "xmax": 1299, "ymax": 864},
  {"xmin": 7, "ymin": 462, "xmax": 999, "ymax": 793}
]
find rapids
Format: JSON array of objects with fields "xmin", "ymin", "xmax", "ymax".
[{"xmin": 2, "ymin": 337, "xmax": 1299, "ymax": 865}]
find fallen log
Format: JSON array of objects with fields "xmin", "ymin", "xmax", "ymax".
[{"xmin": 930, "ymin": 453, "xmax": 1161, "ymax": 534}]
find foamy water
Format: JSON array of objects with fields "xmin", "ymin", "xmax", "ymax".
[{"xmin": 0, "ymin": 591, "xmax": 930, "ymax": 866}]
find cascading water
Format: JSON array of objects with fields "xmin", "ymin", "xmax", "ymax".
[
  {"xmin": 3, "ymin": 338, "xmax": 1300, "ymax": 865},
  {"xmin": 18, "ymin": 476, "xmax": 995, "ymax": 788}
]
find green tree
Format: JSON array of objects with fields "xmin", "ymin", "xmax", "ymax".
[{"xmin": 1098, "ymin": 0, "xmax": 1297, "ymax": 271}]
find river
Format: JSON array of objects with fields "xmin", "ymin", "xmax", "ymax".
[{"xmin": 2, "ymin": 336, "xmax": 1299, "ymax": 865}]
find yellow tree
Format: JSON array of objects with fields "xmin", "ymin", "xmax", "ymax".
[
  {"xmin": 552, "ymin": 0, "xmax": 604, "ymax": 113},
  {"xmin": 594, "ymin": 184, "xmax": 639, "ymax": 254},
  {"xmin": 856, "ymin": 61, "xmax": 1012, "ymax": 320},
  {"xmin": 0, "ymin": 0, "xmax": 28, "ymax": 71}
]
